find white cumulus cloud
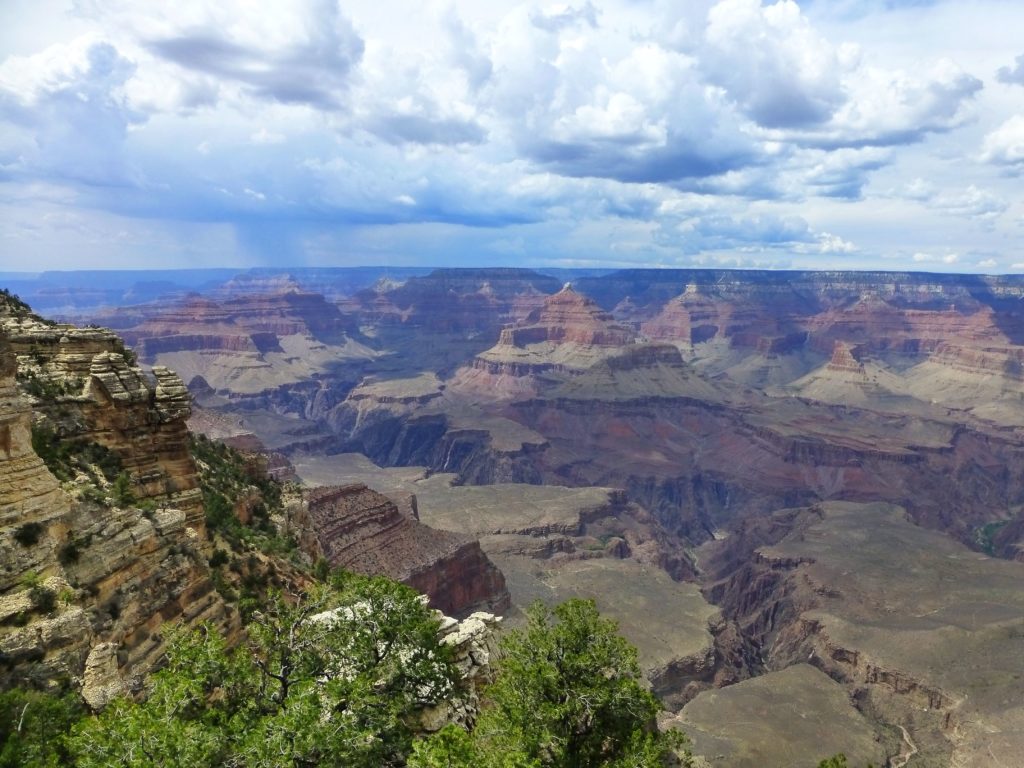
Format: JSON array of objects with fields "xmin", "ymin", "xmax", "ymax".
[{"xmin": 981, "ymin": 115, "xmax": 1024, "ymax": 167}]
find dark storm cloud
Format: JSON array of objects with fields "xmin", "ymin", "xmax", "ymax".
[
  {"xmin": 525, "ymin": 132, "xmax": 759, "ymax": 185},
  {"xmin": 146, "ymin": 9, "xmax": 363, "ymax": 109}
]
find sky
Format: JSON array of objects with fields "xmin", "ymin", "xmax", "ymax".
[{"xmin": 0, "ymin": 0, "xmax": 1022, "ymax": 273}]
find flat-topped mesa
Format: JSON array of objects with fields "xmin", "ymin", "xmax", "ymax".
[
  {"xmin": 118, "ymin": 289, "xmax": 360, "ymax": 360},
  {"xmin": 348, "ymin": 268, "xmax": 561, "ymax": 333},
  {"xmin": 826, "ymin": 341, "xmax": 865, "ymax": 373},
  {"xmin": 304, "ymin": 484, "xmax": 510, "ymax": 617},
  {"xmin": 804, "ymin": 294, "xmax": 1012, "ymax": 358},
  {"xmin": 453, "ymin": 286, "xmax": 643, "ymax": 394},
  {"xmin": 640, "ymin": 280, "xmax": 807, "ymax": 353}
]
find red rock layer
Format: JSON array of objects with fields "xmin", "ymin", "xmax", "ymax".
[
  {"xmin": 344, "ymin": 268, "xmax": 560, "ymax": 334},
  {"xmin": 499, "ymin": 285, "xmax": 636, "ymax": 348},
  {"xmin": 826, "ymin": 341, "xmax": 864, "ymax": 373},
  {"xmin": 641, "ymin": 284, "xmax": 728, "ymax": 344},
  {"xmin": 804, "ymin": 297, "xmax": 1010, "ymax": 356},
  {"xmin": 306, "ymin": 484, "xmax": 509, "ymax": 617},
  {"xmin": 103, "ymin": 289, "xmax": 359, "ymax": 362}
]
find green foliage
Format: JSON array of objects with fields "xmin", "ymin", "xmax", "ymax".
[
  {"xmin": 408, "ymin": 725, "xmax": 490, "ymax": 768},
  {"xmin": 974, "ymin": 519, "xmax": 1010, "ymax": 556},
  {"xmin": 110, "ymin": 472, "xmax": 136, "ymax": 508},
  {"xmin": 19, "ymin": 571, "xmax": 43, "ymax": 589},
  {"xmin": 190, "ymin": 433, "xmax": 301, "ymax": 611},
  {"xmin": 12, "ymin": 572, "xmax": 58, "ymax": 619},
  {"xmin": 29, "ymin": 586, "xmax": 57, "ymax": 615},
  {"xmin": 0, "ymin": 287, "xmax": 32, "ymax": 316},
  {"xmin": 0, "ymin": 688, "xmax": 85, "ymax": 767},
  {"xmin": 70, "ymin": 574, "xmax": 458, "ymax": 767},
  {"xmin": 313, "ymin": 556, "xmax": 331, "ymax": 581},
  {"xmin": 20, "ymin": 572, "xmax": 56, "ymax": 615},
  {"xmin": 815, "ymin": 755, "xmax": 875, "ymax": 768},
  {"xmin": 75, "ymin": 443, "xmax": 123, "ymax": 483},
  {"xmin": 58, "ymin": 536, "xmax": 87, "ymax": 569},
  {"xmin": 18, "ymin": 371, "xmax": 78, "ymax": 400},
  {"xmin": 29, "ymin": 424, "xmax": 123, "ymax": 493},
  {"xmin": 471, "ymin": 598, "xmax": 688, "ymax": 768},
  {"xmin": 13, "ymin": 522, "xmax": 44, "ymax": 547},
  {"xmin": 118, "ymin": 345, "xmax": 137, "ymax": 366},
  {"xmin": 30, "ymin": 423, "xmax": 71, "ymax": 482},
  {"xmin": 189, "ymin": 433, "xmax": 285, "ymax": 543},
  {"xmin": 208, "ymin": 548, "xmax": 229, "ymax": 568}
]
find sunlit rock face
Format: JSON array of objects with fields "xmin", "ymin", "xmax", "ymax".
[
  {"xmin": 1, "ymin": 313, "xmax": 205, "ymax": 532},
  {"xmin": 0, "ymin": 311, "xmax": 236, "ymax": 700}
]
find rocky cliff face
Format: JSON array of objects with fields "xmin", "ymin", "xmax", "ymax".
[
  {"xmin": 313, "ymin": 278, "xmax": 1024, "ymax": 558},
  {"xmin": 0, "ymin": 321, "xmax": 236, "ymax": 703},
  {"xmin": 2, "ymin": 313, "xmax": 205, "ymax": 532},
  {"xmin": 640, "ymin": 283, "xmax": 728, "ymax": 345},
  {"xmin": 65, "ymin": 268, "xmax": 1024, "ymax": 569},
  {"xmin": 416, "ymin": 608, "xmax": 503, "ymax": 732},
  {"xmin": 302, "ymin": 484, "xmax": 510, "ymax": 617},
  {"xmin": 106, "ymin": 288, "xmax": 362, "ymax": 353}
]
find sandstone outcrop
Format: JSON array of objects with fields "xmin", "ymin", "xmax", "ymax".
[
  {"xmin": 0, "ymin": 316, "xmax": 236, "ymax": 698},
  {"xmin": 302, "ymin": 484, "xmax": 510, "ymax": 617},
  {"xmin": 1, "ymin": 313, "xmax": 205, "ymax": 532},
  {"xmin": 451, "ymin": 285, "xmax": 717, "ymax": 406},
  {"xmin": 498, "ymin": 283, "xmax": 635, "ymax": 348},
  {"xmin": 640, "ymin": 283, "xmax": 727, "ymax": 345},
  {"xmin": 825, "ymin": 340, "xmax": 864, "ymax": 372},
  {"xmin": 465, "ymin": 284, "xmax": 637, "ymax": 382}
]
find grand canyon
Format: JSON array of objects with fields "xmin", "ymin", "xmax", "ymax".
[{"xmin": 4, "ymin": 266, "xmax": 1024, "ymax": 765}]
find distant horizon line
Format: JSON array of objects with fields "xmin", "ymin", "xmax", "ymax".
[{"xmin": 5, "ymin": 265, "xmax": 1024, "ymax": 280}]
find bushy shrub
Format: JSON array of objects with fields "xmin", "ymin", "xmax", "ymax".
[
  {"xmin": 0, "ymin": 687, "xmax": 84, "ymax": 767},
  {"xmin": 13, "ymin": 522, "xmax": 44, "ymax": 547},
  {"xmin": 70, "ymin": 575, "xmax": 458, "ymax": 768}
]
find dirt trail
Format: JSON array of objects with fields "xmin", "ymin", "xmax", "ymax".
[{"xmin": 891, "ymin": 725, "xmax": 918, "ymax": 768}]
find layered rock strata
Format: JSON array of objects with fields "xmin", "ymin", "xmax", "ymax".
[
  {"xmin": 0, "ymin": 330, "xmax": 236, "ymax": 698},
  {"xmin": 303, "ymin": 484, "xmax": 510, "ymax": 617},
  {"xmin": 1, "ymin": 314, "xmax": 204, "ymax": 532}
]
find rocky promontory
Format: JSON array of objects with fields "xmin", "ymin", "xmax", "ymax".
[
  {"xmin": 302, "ymin": 483, "xmax": 510, "ymax": 617},
  {"xmin": 0, "ymin": 305, "xmax": 236, "ymax": 702}
]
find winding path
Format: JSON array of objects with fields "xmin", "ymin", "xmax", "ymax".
[{"xmin": 891, "ymin": 725, "xmax": 918, "ymax": 768}]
